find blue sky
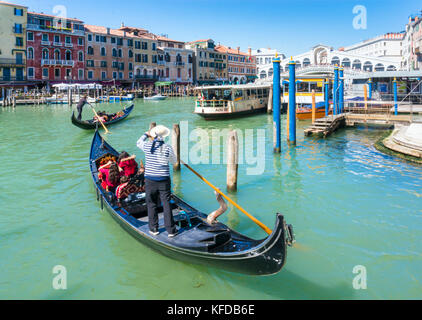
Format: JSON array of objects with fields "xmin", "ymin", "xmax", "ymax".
[{"xmin": 17, "ymin": 0, "xmax": 422, "ymax": 55}]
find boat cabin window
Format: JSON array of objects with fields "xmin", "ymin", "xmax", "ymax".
[
  {"xmin": 297, "ymin": 82, "xmax": 309, "ymax": 93},
  {"xmin": 246, "ymin": 89, "xmax": 251, "ymax": 96},
  {"xmin": 251, "ymin": 89, "xmax": 257, "ymax": 96},
  {"xmin": 309, "ymin": 82, "xmax": 323, "ymax": 93},
  {"xmin": 223, "ymin": 90, "xmax": 232, "ymax": 100},
  {"xmin": 202, "ymin": 89, "xmax": 225, "ymax": 100},
  {"xmin": 234, "ymin": 90, "xmax": 243, "ymax": 99}
]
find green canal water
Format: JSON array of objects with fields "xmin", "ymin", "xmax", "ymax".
[{"xmin": 0, "ymin": 98, "xmax": 421, "ymax": 300}]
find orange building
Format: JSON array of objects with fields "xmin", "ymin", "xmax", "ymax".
[
  {"xmin": 84, "ymin": 24, "xmax": 137, "ymax": 85},
  {"xmin": 215, "ymin": 44, "xmax": 257, "ymax": 84}
]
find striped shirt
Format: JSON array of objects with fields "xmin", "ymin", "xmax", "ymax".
[{"xmin": 137, "ymin": 134, "xmax": 176, "ymax": 181}]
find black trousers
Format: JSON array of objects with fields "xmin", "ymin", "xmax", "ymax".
[{"xmin": 145, "ymin": 178, "xmax": 176, "ymax": 234}]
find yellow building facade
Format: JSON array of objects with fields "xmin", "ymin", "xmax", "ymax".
[{"xmin": 0, "ymin": 1, "xmax": 27, "ymax": 82}]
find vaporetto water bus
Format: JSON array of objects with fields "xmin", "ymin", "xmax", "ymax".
[{"xmin": 194, "ymin": 84, "xmax": 271, "ymax": 120}]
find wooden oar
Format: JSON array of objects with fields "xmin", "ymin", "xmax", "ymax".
[
  {"xmin": 89, "ymin": 103, "xmax": 110, "ymax": 134},
  {"xmin": 180, "ymin": 160, "xmax": 273, "ymax": 235}
]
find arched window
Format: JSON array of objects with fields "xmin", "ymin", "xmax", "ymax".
[
  {"xmin": 260, "ymin": 70, "xmax": 267, "ymax": 79},
  {"xmin": 87, "ymin": 46, "xmax": 94, "ymax": 55},
  {"xmin": 112, "ymin": 48, "xmax": 117, "ymax": 57},
  {"xmin": 101, "ymin": 47, "xmax": 106, "ymax": 56},
  {"xmin": 331, "ymin": 56, "xmax": 340, "ymax": 66},
  {"xmin": 387, "ymin": 65, "xmax": 397, "ymax": 71},
  {"xmin": 28, "ymin": 47, "xmax": 34, "ymax": 60},
  {"xmin": 374, "ymin": 63, "xmax": 385, "ymax": 72},
  {"xmin": 303, "ymin": 58, "xmax": 311, "ymax": 67},
  {"xmin": 128, "ymin": 49, "xmax": 133, "ymax": 58},
  {"xmin": 295, "ymin": 61, "xmax": 301, "ymax": 69},
  {"xmin": 118, "ymin": 49, "xmax": 122, "ymax": 58},
  {"xmin": 54, "ymin": 49, "xmax": 60, "ymax": 60},
  {"xmin": 78, "ymin": 51, "xmax": 84, "ymax": 62},
  {"xmin": 42, "ymin": 48, "xmax": 49, "ymax": 60},
  {"xmin": 268, "ymin": 68, "xmax": 273, "ymax": 77},
  {"xmin": 143, "ymin": 69, "xmax": 147, "ymax": 76},
  {"xmin": 65, "ymin": 50, "xmax": 72, "ymax": 61}
]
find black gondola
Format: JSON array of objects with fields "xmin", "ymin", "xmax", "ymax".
[
  {"xmin": 89, "ymin": 131, "xmax": 295, "ymax": 275},
  {"xmin": 71, "ymin": 104, "xmax": 134, "ymax": 130}
]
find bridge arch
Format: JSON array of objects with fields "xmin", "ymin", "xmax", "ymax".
[{"xmin": 331, "ymin": 56, "xmax": 340, "ymax": 66}]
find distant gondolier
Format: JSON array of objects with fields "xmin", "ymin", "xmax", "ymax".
[
  {"xmin": 137, "ymin": 125, "xmax": 177, "ymax": 237},
  {"xmin": 76, "ymin": 94, "xmax": 89, "ymax": 120}
]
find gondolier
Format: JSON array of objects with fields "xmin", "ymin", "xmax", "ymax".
[
  {"xmin": 137, "ymin": 125, "xmax": 177, "ymax": 237},
  {"xmin": 76, "ymin": 94, "xmax": 89, "ymax": 120}
]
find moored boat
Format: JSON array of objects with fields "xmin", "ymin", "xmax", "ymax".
[
  {"xmin": 144, "ymin": 94, "xmax": 167, "ymax": 101},
  {"xmin": 71, "ymin": 104, "xmax": 134, "ymax": 130},
  {"xmin": 89, "ymin": 131, "xmax": 294, "ymax": 275},
  {"xmin": 194, "ymin": 84, "xmax": 270, "ymax": 120},
  {"xmin": 296, "ymin": 102, "xmax": 333, "ymax": 120}
]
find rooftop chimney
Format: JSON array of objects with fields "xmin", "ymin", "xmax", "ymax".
[
  {"xmin": 107, "ymin": 27, "xmax": 110, "ymax": 35},
  {"xmin": 248, "ymin": 47, "xmax": 251, "ymax": 56},
  {"xmin": 237, "ymin": 47, "xmax": 240, "ymax": 54}
]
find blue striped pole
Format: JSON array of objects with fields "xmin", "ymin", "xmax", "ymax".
[
  {"xmin": 333, "ymin": 65, "xmax": 339, "ymax": 115},
  {"xmin": 273, "ymin": 54, "xmax": 281, "ymax": 153},
  {"xmin": 339, "ymin": 67, "xmax": 344, "ymax": 114},
  {"xmin": 288, "ymin": 58, "xmax": 296, "ymax": 144},
  {"xmin": 368, "ymin": 78, "xmax": 373, "ymax": 100},
  {"xmin": 324, "ymin": 79, "xmax": 329, "ymax": 116},
  {"xmin": 393, "ymin": 77, "xmax": 398, "ymax": 116}
]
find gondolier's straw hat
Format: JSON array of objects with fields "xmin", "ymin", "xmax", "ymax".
[{"xmin": 150, "ymin": 125, "xmax": 170, "ymax": 138}]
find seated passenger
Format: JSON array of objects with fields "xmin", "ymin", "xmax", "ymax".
[
  {"xmin": 115, "ymin": 176, "xmax": 129, "ymax": 200},
  {"xmin": 118, "ymin": 151, "xmax": 138, "ymax": 178},
  {"xmin": 99, "ymin": 161, "xmax": 121, "ymax": 192}
]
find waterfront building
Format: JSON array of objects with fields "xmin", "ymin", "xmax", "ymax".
[
  {"xmin": 215, "ymin": 44, "xmax": 257, "ymax": 84},
  {"xmin": 0, "ymin": 1, "xmax": 27, "ymax": 84},
  {"xmin": 26, "ymin": 12, "xmax": 85, "ymax": 84},
  {"xmin": 118, "ymin": 26, "xmax": 159, "ymax": 86},
  {"xmin": 156, "ymin": 36, "xmax": 193, "ymax": 85},
  {"xmin": 185, "ymin": 39, "xmax": 228, "ymax": 85},
  {"xmin": 84, "ymin": 24, "xmax": 137, "ymax": 85},
  {"xmin": 252, "ymin": 48, "xmax": 285, "ymax": 79},
  {"xmin": 411, "ymin": 18, "xmax": 422, "ymax": 70},
  {"xmin": 341, "ymin": 32, "xmax": 405, "ymax": 67},
  {"xmin": 402, "ymin": 14, "xmax": 422, "ymax": 71}
]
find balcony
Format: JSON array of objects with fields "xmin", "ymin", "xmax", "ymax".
[
  {"xmin": 64, "ymin": 42, "xmax": 73, "ymax": 48},
  {"xmin": 41, "ymin": 40, "xmax": 51, "ymax": 46},
  {"xmin": 157, "ymin": 61, "xmax": 165, "ymax": 65},
  {"xmin": 174, "ymin": 61, "xmax": 185, "ymax": 66},
  {"xmin": 53, "ymin": 42, "xmax": 63, "ymax": 47},
  {"xmin": 26, "ymin": 24, "xmax": 85, "ymax": 36},
  {"xmin": 41, "ymin": 59, "xmax": 75, "ymax": 67},
  {"xmin": 0, "ymin": 58, "xmax": 26, "ymax": 66}
]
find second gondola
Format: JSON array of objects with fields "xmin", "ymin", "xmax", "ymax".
[{"xmin": 71, "ymin": 104, "xmax": 134, "ymax": 130}]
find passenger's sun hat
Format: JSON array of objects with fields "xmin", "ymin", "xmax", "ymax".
[{"xmin": 149, "ymin": 125, "xmax": 170, "ymax": 138}]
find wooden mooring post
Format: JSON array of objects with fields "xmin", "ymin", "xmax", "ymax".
[
  {"xmin": 267, "ymin": 86, "xmax": 273, "ymax": 114},
  {"xmin": 172, "ymin": 124, "xmax": 181, "ymax": 171},
  {"xmin": 227, "ymin": 130, "xmax": 239, "ymax": 192}
]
